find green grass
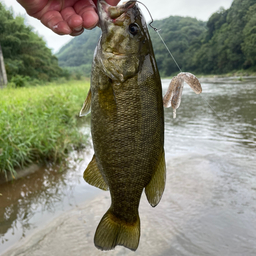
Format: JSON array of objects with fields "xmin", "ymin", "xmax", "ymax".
[{"xmin": 0, "ymin": 80, "xmax": 90, "ymax": 179}]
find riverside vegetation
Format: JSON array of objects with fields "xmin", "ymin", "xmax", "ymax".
[
  {"xmin": 0, "ymin": 3, "xmax": 69, "ymax": 84},
  {"xmin": 0, "ymin": 3, "xmax": 89, "ymax": 180},
  {"xmin": 0, "ymin": 80, "xmax": 90, "ymax": 179}
]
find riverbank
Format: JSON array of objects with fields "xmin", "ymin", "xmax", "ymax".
[
  {"xmin": 162, "ymin": 73, "xmax": 256, "ymax": 84},
  {"xmin": 1, "ymin": 80, "xmax": 256, "ymax": 256},
  {"xmin": 199, "ymin": 75, "xmax": 256, "ymax": 84},
  {"xmin": 0, "ymin": 80, "xmax": 90, "ymax": 180},
  {"xmin": 1, "ymin": 75, "xmax": 256, "ymax": 184},
  {"xmin": 0, "ymin": 164, "xmax": 40, "ymax": 185}
]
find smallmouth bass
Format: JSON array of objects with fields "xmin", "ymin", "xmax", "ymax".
[{"xmin": 80, "ymin": 0, "xmax": 166, "ymax": 251}]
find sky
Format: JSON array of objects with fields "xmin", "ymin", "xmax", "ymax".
[{"xmin": 1, "ymin": 0, "xmax": 233, "ymax": 53}]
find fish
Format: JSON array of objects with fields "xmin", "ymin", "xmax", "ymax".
[
  {"xmin": 80, "ymin": 0, "xmax": 166, "ymax": 251},
  {"xmin": 163, "ymin": 72, "xmax": 202, "ymax": 118}
]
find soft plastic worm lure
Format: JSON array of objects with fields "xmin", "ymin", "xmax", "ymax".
[{"xmin": 163, "ymin": 72, "xmax": 202, "ymax": 118}]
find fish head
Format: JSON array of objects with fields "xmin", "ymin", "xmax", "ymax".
[{"xmin": 97, "ymin": 0, "xmax": 151, "ymax": 82}]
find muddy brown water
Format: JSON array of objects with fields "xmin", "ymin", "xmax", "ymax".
[{"xmin": 1, "ymin": 78, "xmax": 256, "ymax": 255}]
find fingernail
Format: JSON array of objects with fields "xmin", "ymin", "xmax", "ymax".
[
  {"xmin": 71, "ymin": 29, "xmax": 84, "ymax": 36},
  {"xmin": 74, "ymin": 26, "xmax": 83, "ymax": 32},
  {"xmin": 87, "ymin": 23, "xmax": 98, "ymax": 30}
]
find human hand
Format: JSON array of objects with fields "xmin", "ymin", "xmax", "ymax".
[{"xmin": 17, "ymin": 0, "xmax": 120, "ymax": 36}]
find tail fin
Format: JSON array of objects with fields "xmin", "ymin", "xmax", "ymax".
[{"xmin": 94, "ymin": 209, "xmax": 140, "ymax": 251}]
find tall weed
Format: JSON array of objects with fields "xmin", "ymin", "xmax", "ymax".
[{"xmin": 0, "ymin": 80, "xmax": 90, "ymax": 179}]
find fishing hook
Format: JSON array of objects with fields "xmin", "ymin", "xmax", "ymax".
[{"xmin": 128, "ymin": 0, "xmax": 160, "ymax": 31}]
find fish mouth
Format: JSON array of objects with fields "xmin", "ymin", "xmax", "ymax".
[
  {"xmin": 98, "ymin": 0, "xmax": 136, "ymax": 23},
  {"xmin": 112, "ymin": 52, "xmax": 125, "ymax": 56},
  {"xmin": 104, "ymin": 50, "xmax": 129, "ymax": 57},
  {"xmin": 98, "ymin": 0, "xmax": 137, "ymax": 56}
]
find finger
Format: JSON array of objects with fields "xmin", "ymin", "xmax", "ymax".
[
  {"xmin": 17, "ymin": 0, "xmax": 45, "ymax": 16},
  {"xmin": 61, "ymin": 7, "xmax": 83, "ymax": 32},
  {"xmin": 106, "ymin": 0, "xmax": 121, "ymax": 6},
  {"xmin": 91, "ymin": 0, "xmax": 121, "ymax": 7},
  {"xmin": 81, "ymin": 10, "xmax": 99, "ymax": 29},
  {"xmin": 74, "ymin": 1, "xmax": 99, "ymax": 29},
  {"xmin": 78, "ymin": 0, "xmax": 120, "ymax": 29},
  {"xmin": 70, "ymin": 28, "xmax": 84, "ymax": 36},
  {"xmin": 41, "ymin": 11, "xmax": 72, "ymax": 35}
]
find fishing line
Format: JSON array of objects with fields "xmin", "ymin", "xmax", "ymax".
[
  {"xmin": 128, "ymin": 1, "xmax": 224, "ymax": 121},
  {"xmin": 199, "ymin": 95, "xmax": 224, "ymax": 122},
  {"xmin": 135, "ymin": 1, "xmax": 223, "ymax": 121},
  {"xmin": 132, "ymin": 1, "xmax": 183, "ymax": 72},
  {"xmin": 155, "ymin": 31, "xmax": 183, "ymax": 73},
  {"xmin": 128, "ymin": 1, "xmax": 182, "ymax": 72}
]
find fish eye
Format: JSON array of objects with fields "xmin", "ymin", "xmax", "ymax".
[{"xmin": 129, "ymin": 23, "xmax": 139, "ymax": 35}]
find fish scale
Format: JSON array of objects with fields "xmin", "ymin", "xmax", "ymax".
[{"xmin": 81, "ymin": 0, "xmax": 166, "ymax": 251}]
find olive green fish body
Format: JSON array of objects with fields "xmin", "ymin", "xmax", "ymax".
[
  {"xmin": 81, "ymin": 0, "xmax": 166, "ymax": 251},
  {"xmin": 91, "ymin": 61, "xmax": 164, "ymax": 212}
]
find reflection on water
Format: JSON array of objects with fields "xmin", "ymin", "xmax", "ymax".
[
  {"xmin": 160, "ymin": 79, "xmax": 256, "ymax": 256},
  {"xmin": 163, "ymin": 79, "xmax": 256, "ymax": 156},
  {"xmin": 1, "ymin": 79, "xmax": 256, "ymax": 256},
  {"xmin": 0, "ymin": 136, "xmax": 101, "ymax": 254},
  {"xmin": 0, "ymin": 165, "xmax": 66, "ymax": 242}
]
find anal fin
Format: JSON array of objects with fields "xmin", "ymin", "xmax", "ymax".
[
  {"xmin": 84, "ymin": 155, "xmax": 108, "ymax": 191},
  {"xmin": 145, "ymin": 150, "xmax": 166, "ymax": 207}
]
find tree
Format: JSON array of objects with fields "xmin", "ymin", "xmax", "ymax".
[
  {"xmin": 0, "ymin": 3, "xmax": 63, "ymax": 82},
  {"xmin": 0, "ymin": 43, "xmax": 8, "ymax": 86},
  {"xmin": 242, "ymin": 3, "xmax": 256, "ymax": 68}
]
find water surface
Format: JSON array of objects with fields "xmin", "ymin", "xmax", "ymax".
[
  {"xmin": 0, "ymin": 141, "xmax": 101, "ymax": 254},
  {"xmin": 1, "ymin": 78, "xmax": 256, "ymax": 255},
  {"xmin": 158, "ymin": 79, "xmax": 256, "ymax": 256}
]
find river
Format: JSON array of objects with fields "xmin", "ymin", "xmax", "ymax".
[{"xmin": 1, "ymin": 78, "xmax": 256, "ymax": 255}]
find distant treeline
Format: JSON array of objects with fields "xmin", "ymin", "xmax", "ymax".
[
  {"xmin": 57, "ymin": 27, "xmax": 101, "ymax": 76},
  {"xmin": 57, "ymin": 0, "xmax": 256, "ymax": 77},
  {"xmin": 0, "ymin": 3, "xmax": 67, "ymax": 83},
  {"xmin": 1, "ymin": 0, "xmax": 255, "ymax": 82},
  {"xmin": 150, "ymin": 0, "xmax": 256, "ymax": 76}
]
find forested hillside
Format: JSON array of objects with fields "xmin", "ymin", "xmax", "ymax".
[
  {"xmin": 57, "ymin": 17, "xmax": 205, "ymax": 77},
  {"xmin": 0, "ymin": 3, "xmax": 64, "ymax": 82},
  {"xmin": 57, "ymin": 27, "xmax": 101, "ymax": 76},
  {"xmin": 183, "ymin": 0, "xmax": 256, "ymax": 75},
  {"xmin": 148, "ymin": 17, "xmax": 206, "ymax": 76},
  {"xmin": 57, "ymin": 0, "xmax": 256, "ymax": 76}
]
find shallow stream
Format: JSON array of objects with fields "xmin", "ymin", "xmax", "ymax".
[{"xmin": 1, "ymin": 78, "xmax": 256, "ymax": 255}]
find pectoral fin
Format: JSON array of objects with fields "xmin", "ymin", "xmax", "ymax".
[
  {"xmin": 79, "ymin": 89, "xmax": 91, "ymax": 117},
  {"xmin": 145, "ymin": 150, "xmax": 166, "ymax": 207},
  {"xmin": 84, "ymin": 155, "xmax": 109, "ymax": 191}
]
